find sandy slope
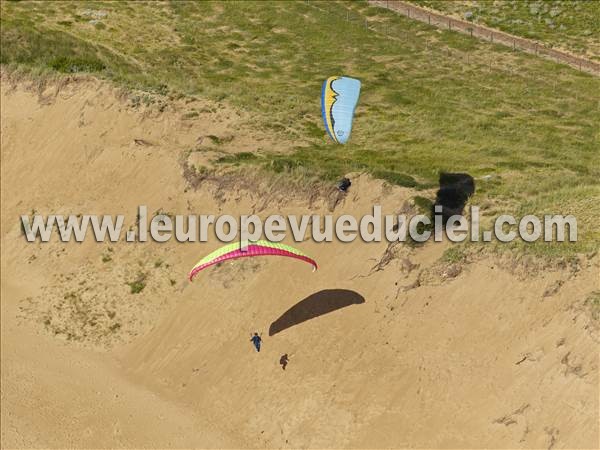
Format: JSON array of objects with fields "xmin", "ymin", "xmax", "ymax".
[
  {"xmin": 1, "ymin": 77, "xmax": 598, "ymax": 448},
  {"xmin": 1, "ymin": 274, "xmax": 233, "ymax": 448}
]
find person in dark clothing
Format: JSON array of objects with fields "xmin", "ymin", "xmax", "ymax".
[
  {"xmin": 279, "ymin": 353, "xmax": 289, "ymax": 370},
  {"xmin": 250, "ymin": 332, "xmax": 262, "ymax": 352},
  {"xmin": 337, "ymin": 177, "xmax": 351, "ymax": 192}
]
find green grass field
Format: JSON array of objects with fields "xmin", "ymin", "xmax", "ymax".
[
  {"xmin": 411, "ymin": 0, "xmax": 600, "ymax": 59},
  {"xmin": 1, "ymin": 0, "xmax": 599, "ymax": 254}
]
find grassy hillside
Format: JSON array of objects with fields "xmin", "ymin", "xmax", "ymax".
[
  {"xmin": 411, "ymin": 0, "xmax": 600, "ymax": 58},
  {"xmin": 1, "ymin": 0, "xmax": 599, "ymax": 253}
]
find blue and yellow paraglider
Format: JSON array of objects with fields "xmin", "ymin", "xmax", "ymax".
[{"xmin": 321, "ymin": 76, "xmax": 361, "ymax": 144}]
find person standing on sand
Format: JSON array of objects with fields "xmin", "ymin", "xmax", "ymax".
[
  {"xmin": 250, "ymin": 332, "xmax": 262, "ymax": 352},
  {"xmin": 279, "ymin": 353, "xmax": 289, "ymax": 370}
]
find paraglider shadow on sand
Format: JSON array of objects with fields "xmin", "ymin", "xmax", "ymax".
[{"xmin": 269, "ymin": 289, "xmax": 365, "ymax": 336}]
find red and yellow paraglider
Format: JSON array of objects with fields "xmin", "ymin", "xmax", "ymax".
[{"xmin": 189, "ymin": 240, "xmax": 317, "ymax": 281}]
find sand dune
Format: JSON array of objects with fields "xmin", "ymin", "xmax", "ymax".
[{"xmin": 1, "ymin": 77, "xmax": 598, "ymax": 448}]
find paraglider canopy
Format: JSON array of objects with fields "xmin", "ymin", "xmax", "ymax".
[
  {"xmin": 321, "ymin": 76, "xmax": 361, "ymax": 144},
  {"xmin": 189, "ymin": 240, "xmax": 317, "ymax": 281}
]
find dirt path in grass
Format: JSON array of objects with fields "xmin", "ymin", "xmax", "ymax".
[{"xmin": 369, "ymin": 0, "xmax": 600, "ymax": 75}]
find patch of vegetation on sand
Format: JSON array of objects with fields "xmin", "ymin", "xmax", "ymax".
[
  {"xmin": 126, "ymin": 272, "xmax": 147, "ymax": 294},
  {"xmin": 585, "ymin": 291, "xmax": 600, "ymax": 322}
]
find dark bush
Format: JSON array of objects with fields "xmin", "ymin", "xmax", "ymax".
[{"xmin": 48, "ymin": 56, "xmax": 105, "ymax": 73}]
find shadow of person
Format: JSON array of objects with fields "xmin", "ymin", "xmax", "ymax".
[{"xmin": 269, "ymin": 289, "xmax": 365, "ymax": 336}]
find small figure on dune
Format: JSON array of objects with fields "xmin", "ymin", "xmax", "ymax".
[
  {"xmin": 250, "ymin": 332, "xmax": 262, "ymax": 352},
  {"xmin": 337, "ymin": 177, "xmax": 351, "ymax": 192},
  {"xmin": 279, "ymin": 353, "xmax": 289, "ymax": 370}
]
